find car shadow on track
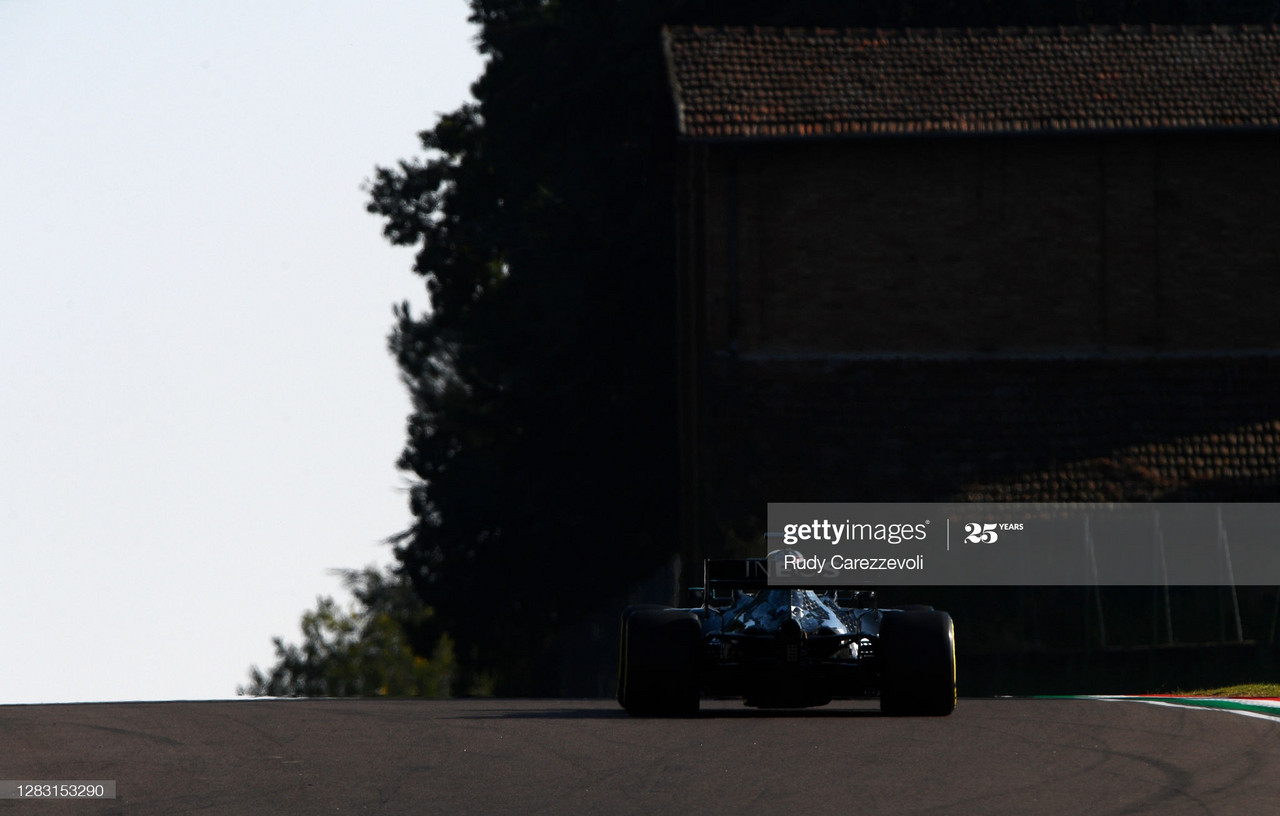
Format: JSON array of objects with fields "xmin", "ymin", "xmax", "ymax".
[{"xmin": 460, "ymin": 702, "xmax": 886, "ymax": 720}]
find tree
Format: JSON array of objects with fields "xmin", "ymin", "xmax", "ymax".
[
  {"xmin": 240, "ymin": 565, "xmax": 456, "ymax": 697},
  {"xmin": 366, "ymin": 0, "xmax": 684, "ymax": 695}
]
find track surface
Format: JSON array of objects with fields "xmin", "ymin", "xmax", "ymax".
[{"xmin": 2, "ymin": 698, "xmax": 1278, "ymax": 815}]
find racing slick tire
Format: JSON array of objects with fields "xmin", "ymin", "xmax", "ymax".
[
  {"xmin": 616, "ymin": 605, "xmax": 669, "ymax": 706},
  {"xmin": 878, "ymin": 610, "xmax": 956, "ymax": 717},
  {"xmin": 618, "ymin": 607, "xmax": 701, "ymax": 717}
]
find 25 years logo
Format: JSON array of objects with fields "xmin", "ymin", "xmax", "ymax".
[
  {"xmin": 963, "ymin": 521, "xmax": 1024, "ymax": 543},
  {"xmin": 964, "ymin": 523, "xmax": 999, "ymax": 543}
]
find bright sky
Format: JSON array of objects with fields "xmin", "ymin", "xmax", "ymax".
[{"xmin": 0, "ymin": 0, "xmax": 484, "ymax": 704}]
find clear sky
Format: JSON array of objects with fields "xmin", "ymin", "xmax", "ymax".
[{"xmin": 0, "ymin": 0, "xmax": 484, "ymax": 704}]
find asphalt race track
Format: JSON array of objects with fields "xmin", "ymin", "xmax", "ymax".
[{"xmin": 2, "ymin": 698, "xmax": 1278, "ymax": 815}]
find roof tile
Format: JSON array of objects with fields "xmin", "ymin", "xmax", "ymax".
[{"xmin": 664, "ymin": 24, "xmax": 1280, "ymax": 139}]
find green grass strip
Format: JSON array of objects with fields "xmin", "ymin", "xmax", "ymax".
[{"xmin": 1177, "ymin": 683, "xmax": 1280, "ymax": 698}]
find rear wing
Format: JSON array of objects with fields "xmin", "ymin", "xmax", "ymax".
[
  {"xmin": 695, "ymin": 559, "xmax": 769, "ymax": 606},
  {"xmin": 695, "ymin": 557, "xmax": 874, "ymax": 608},
  {"xmin": 704, "ymin": 558, "xmax": 770, "ymax": 591}
]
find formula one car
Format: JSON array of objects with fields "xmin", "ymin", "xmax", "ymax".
[{"xmin": 617, "ymin": 558, "xmax": 955, "ymax": 716}]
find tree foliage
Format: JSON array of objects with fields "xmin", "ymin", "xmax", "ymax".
[
  {"xmin": 366, "ymin": 0, "xmax": 1280, "ymax": 695},
  {"xmin": 366, "ymin": 0, "xmax": 685, "ymax": 695},
  {"xmin": 240, "ymin": 566, "xmax": 455, "ymax": 697}
]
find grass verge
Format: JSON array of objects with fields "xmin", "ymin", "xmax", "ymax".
[{"xmin": 1176, "ymin": 683, "xmax": 1280, "ymax": 698}]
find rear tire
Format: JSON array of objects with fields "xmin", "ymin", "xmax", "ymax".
[
  {"xmin": 879, "ymin": 610, "xmax": 956, "ymax": 716},
  {"xmin": 618, "ymin": 608, "xmax": 701, "ymax": 717},
  {"xmin": 616, "ymin": 605, "xmax": 667, "ymax": 706}
]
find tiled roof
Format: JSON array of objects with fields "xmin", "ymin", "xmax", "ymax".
[
  {"xmin": 963, "ymin": 420, "xmax": 1280, "ymax": 502},
  {"xmin": 703, "ymin": 354, "xmax": 1280, "ymax": 507},
  {"xmin": 663, "ymin": 25, "xmax": 1280, "ymax": 139}
]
